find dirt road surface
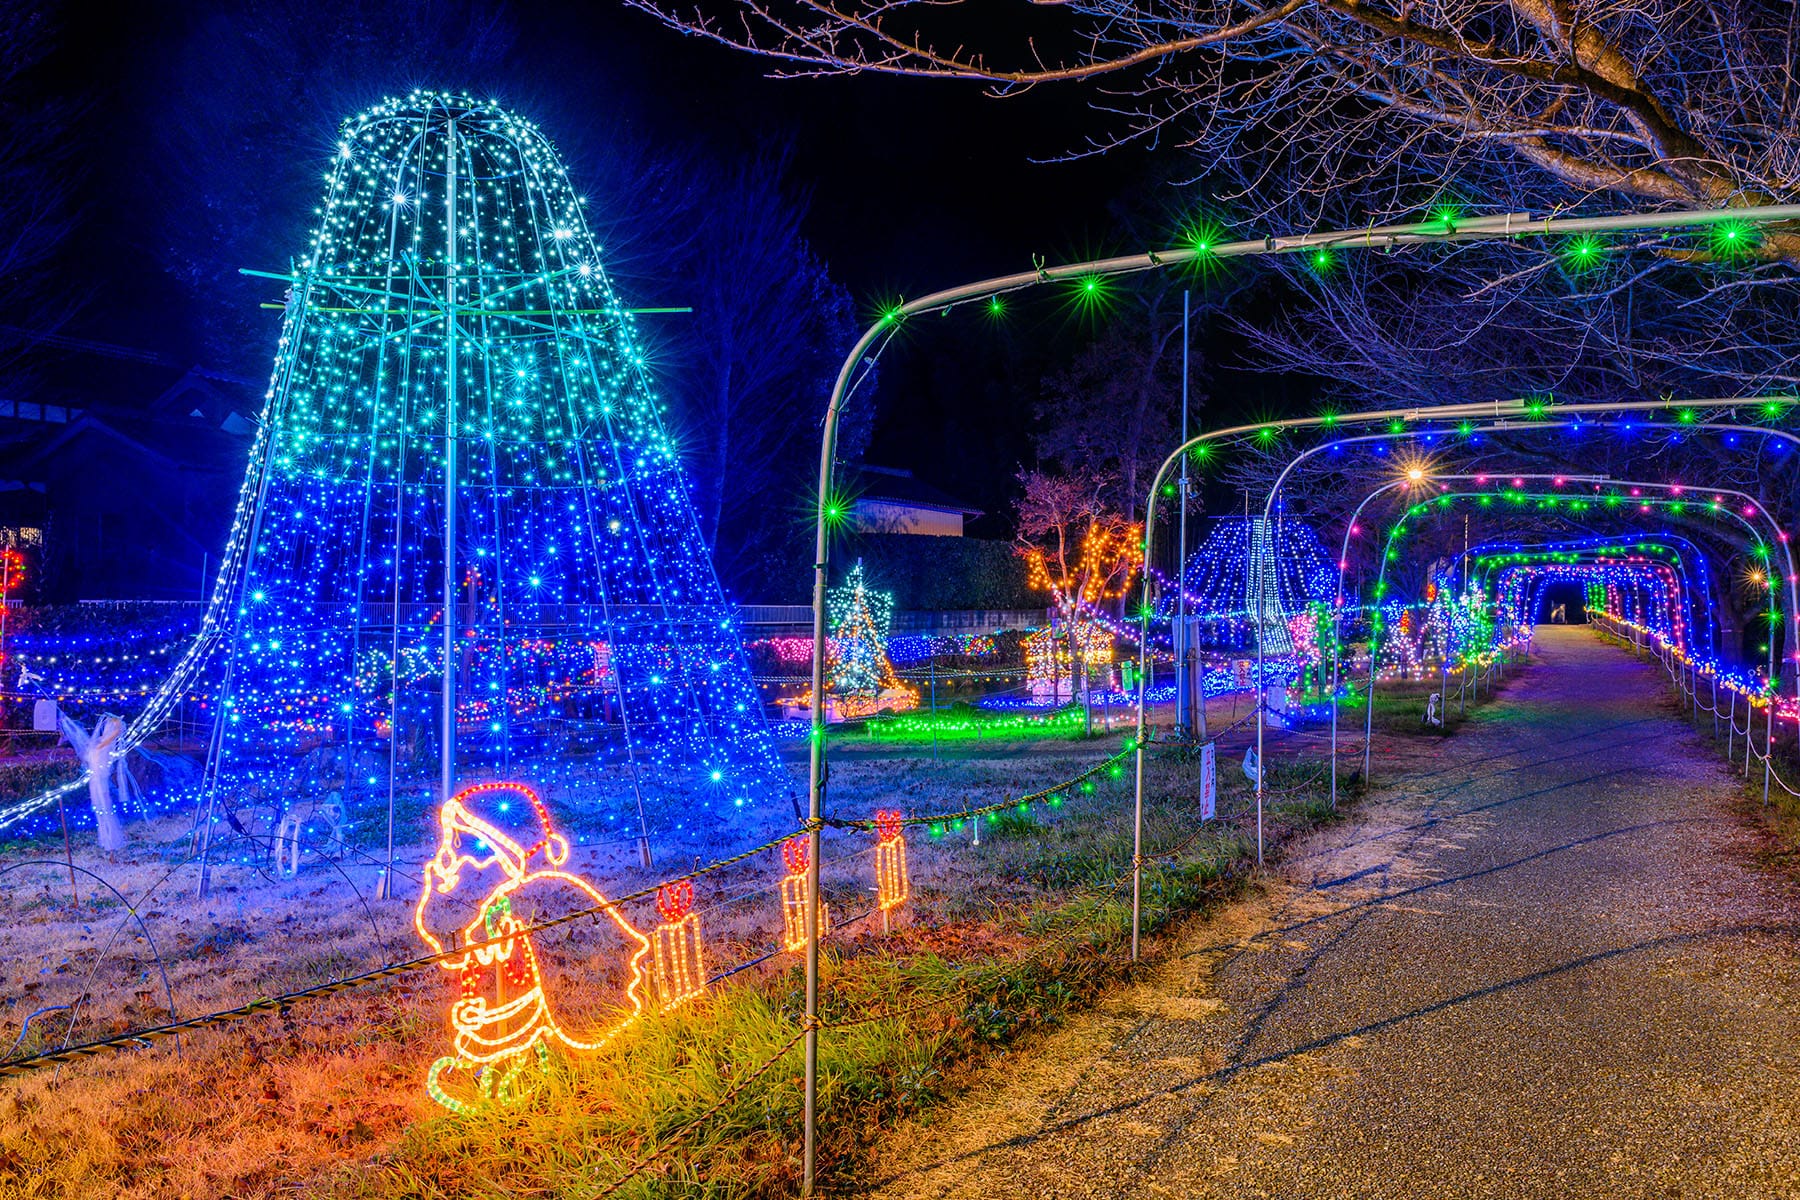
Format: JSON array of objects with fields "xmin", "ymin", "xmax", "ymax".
[{"xmin": 865, "ymin": 627, "xmax": 1800, "ymax": 1199}]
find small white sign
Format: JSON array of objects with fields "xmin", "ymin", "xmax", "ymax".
[{"xmin": 1200, "ymin": 741, "xmax": 1217, "ymax": 821}]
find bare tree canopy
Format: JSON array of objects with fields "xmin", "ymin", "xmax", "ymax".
[
  {"xmin": 624, "ymin": 0, "xmax": 1800, "ymax": 221},
  {"xmin": 627, "ymin": 1, "xmax": 1800, "ymax": 430},
  {"xmin": 0, "ymin": 1, "xmax": 80, "ymax": 401}
]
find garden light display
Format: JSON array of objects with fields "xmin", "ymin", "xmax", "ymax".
[
  {"xmin": 414, "ymin": 782, "xmax": 649, "ymax": 1114},
  {"xmin": 182, "ymin": 91, "xmax": 780, "ymax": 883},
  {"xmin": 1023, "ymin": 621, "xmax": 1115, "ymax": 703},
  {"xmin": 873, "ymin": 809, "xmax": 909, "ymax": 914},
  {"xmin": 779, "ymin": 835, "xmax": 827, "ymax": 953},
  {"xmin": 886, "ymin": 633, "xmax": 999, "ymax": 665},
  {"xmin": 824, "ymin": 562, "xmax": 917, "ymax": 716},
  {"xmin": 1376, "ymin": 607, "xmax": 1423, "ymax": 678},
  {"xmin": 1287, "ymin": 602, "xmax": 1335, "ymax": 695},
  {"xmin": 827, "ymin": 562, "xmax": 895, "ymax": 695},
  {"xmin": 0, "ymin": 545, "xmax": 25, "ymax": 675},
  {"xmin": 15, "ymin": 641, "xmax": 201, "ymax": 707},
  {"xmin": 875, "ymin": 701, "xmax": 1090, "ymax": 736},
  {"xmin": 650, "ymin": 879, "xmax": 707, "ymax": 1010}
]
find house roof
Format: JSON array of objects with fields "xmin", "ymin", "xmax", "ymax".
[
  {"xmin": 0, "ymin": 409, "xmax": 250, "ymax": 486},
  {"xmin": 843, "ymin": 463, "xmax": 982, "ymax": 517}
]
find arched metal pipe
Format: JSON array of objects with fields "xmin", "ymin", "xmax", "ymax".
[
  {"xmin": 1358, "ymin": 482, "xmax": 1783, "ymax": 780},
  {"xmin": 1321, "ymin": 474, "xmax": 1613, "ymax": 801},
  {"xmin": 1248, "ymin": 426, "xmax": 1798, "ymax": 800},
  {"xmin": 1125, "ymin": 394, "xmax": 1795, "ymax": 963}
]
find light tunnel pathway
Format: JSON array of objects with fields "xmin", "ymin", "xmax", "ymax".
[{"xmin": 864, "ymin": 625, "xmax": 1800, "ymax": 1200}]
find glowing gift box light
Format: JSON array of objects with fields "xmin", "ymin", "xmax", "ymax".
[
  {"xmin": 651, "ymin": 878, "xmax": 707, "ymax": 1009},
  {"xmin": 874, "ymin": 809, "xmax": 909, "ymax": 913},
  {"xmin": 779, "ymin": 835, "xmax": 828, "ymax": 952}
]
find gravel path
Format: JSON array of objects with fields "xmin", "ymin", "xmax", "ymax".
[{"xmin": 866, "ymin": 627, "xmax": 1800, "ymax": 1199}]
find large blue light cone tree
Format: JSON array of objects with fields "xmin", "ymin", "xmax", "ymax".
[{"xmin": 197, "ymin": 91, "xmax": 780, "ymax": 875}]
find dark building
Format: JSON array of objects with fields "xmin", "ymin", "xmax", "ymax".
[
  {"xmin": 0, "ymin": 366, "xmax": 254, "ymax": 601},
  {"xmin": 843, "ymin": 463, "xmax": 982, "ymax": 537}
]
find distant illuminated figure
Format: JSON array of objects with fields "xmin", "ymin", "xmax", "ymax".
[
  {"xmin": 1551, "ymin": 603, "xmax": 1567, "ymax": 624},
  {"xmin": 414, "ymin": 781, "xmax": 649, "ymax": 1113}
]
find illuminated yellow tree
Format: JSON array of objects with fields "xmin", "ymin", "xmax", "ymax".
[
  {"xmin": 1015, "ymin": 470, "xmax": 1141, "ymax": 701},
  {"xmin": 1016, "ymin": 470, "xmax": 1142, "ymax": 615}
]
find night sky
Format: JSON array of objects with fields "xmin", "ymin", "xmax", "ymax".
[{"xmin": 35, "ymin": 0, "xmax": 1279, "ymax": 527}]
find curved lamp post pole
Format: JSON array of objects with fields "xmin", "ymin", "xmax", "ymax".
[
  {"xmin": 1252, "ymin": 427, "xmax": 1616, "ymax": 839},
  {"xmin": 1255, "ymin": 445, "xmax": 1596, "ymax": 858},
  {"xmin": 1331, "ymin": 478, "xmax": 1411, "ymax": 808},
  {"xmin": 799, "ymin": 203, "xmax": 1800, "ymax": 1193}
]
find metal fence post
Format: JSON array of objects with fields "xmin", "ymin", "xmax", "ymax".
[
  {"xmin": 1747, "ymin": 700, "xmax": 1755, "ymax": 775},
  {"xmin": 1764, "ymin": 697, "xmax": 1773, "ymax": 807},
  {"xmin": 1727, "ymin": 688, "xmax": 1736, "ymax": 762}
]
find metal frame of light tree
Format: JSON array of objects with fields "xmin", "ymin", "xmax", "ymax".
[
  {"xmin": 799, "ymin": 205, "xmax": 1800, "ymax": 1192},
  {"xmin": 1130, "ymin": 398, "xmax": 1800, "ymax": 964},
  {"xmin": 0, "ymin": 93, "xmax": 801, "ymax": 849},
  {"xmin": 1356, "ymin": 482, "xmax": 1792, "ymax": 778},
  {"xmin": 176, "ymin": 93, "xmax": 783, "ymax": 893}
]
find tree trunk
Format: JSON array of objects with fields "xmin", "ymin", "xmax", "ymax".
[{"xmin": 704, "ymin": 358, "xmax": 734, "ymax": 550}]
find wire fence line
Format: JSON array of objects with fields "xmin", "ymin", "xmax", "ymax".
[
  {"xmin": 590, "ymin": 1026, "xmax": 810, "ymax": 1200},
  {"xmin": 0, "ymin": 736, "xmax": 1154, "ymax": 1081},
  {"xmin": 1, "ymin": 627, "xmax": 1562, "ymax": 1200},
  {"xmin": 0, "ymin": 714, "xmax": 1302, "ymax": 1200},
  {"xmin": 1, "ymin": 643, "xmax": 1522, "ymax": 1200},
  {"xmin": 583, "ymin": 844, "xmax": 1178, "ymax": 1198},
  {"xmin": 1595, "ymin": 615, "xmax": 1800, "ymax": 802}
]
